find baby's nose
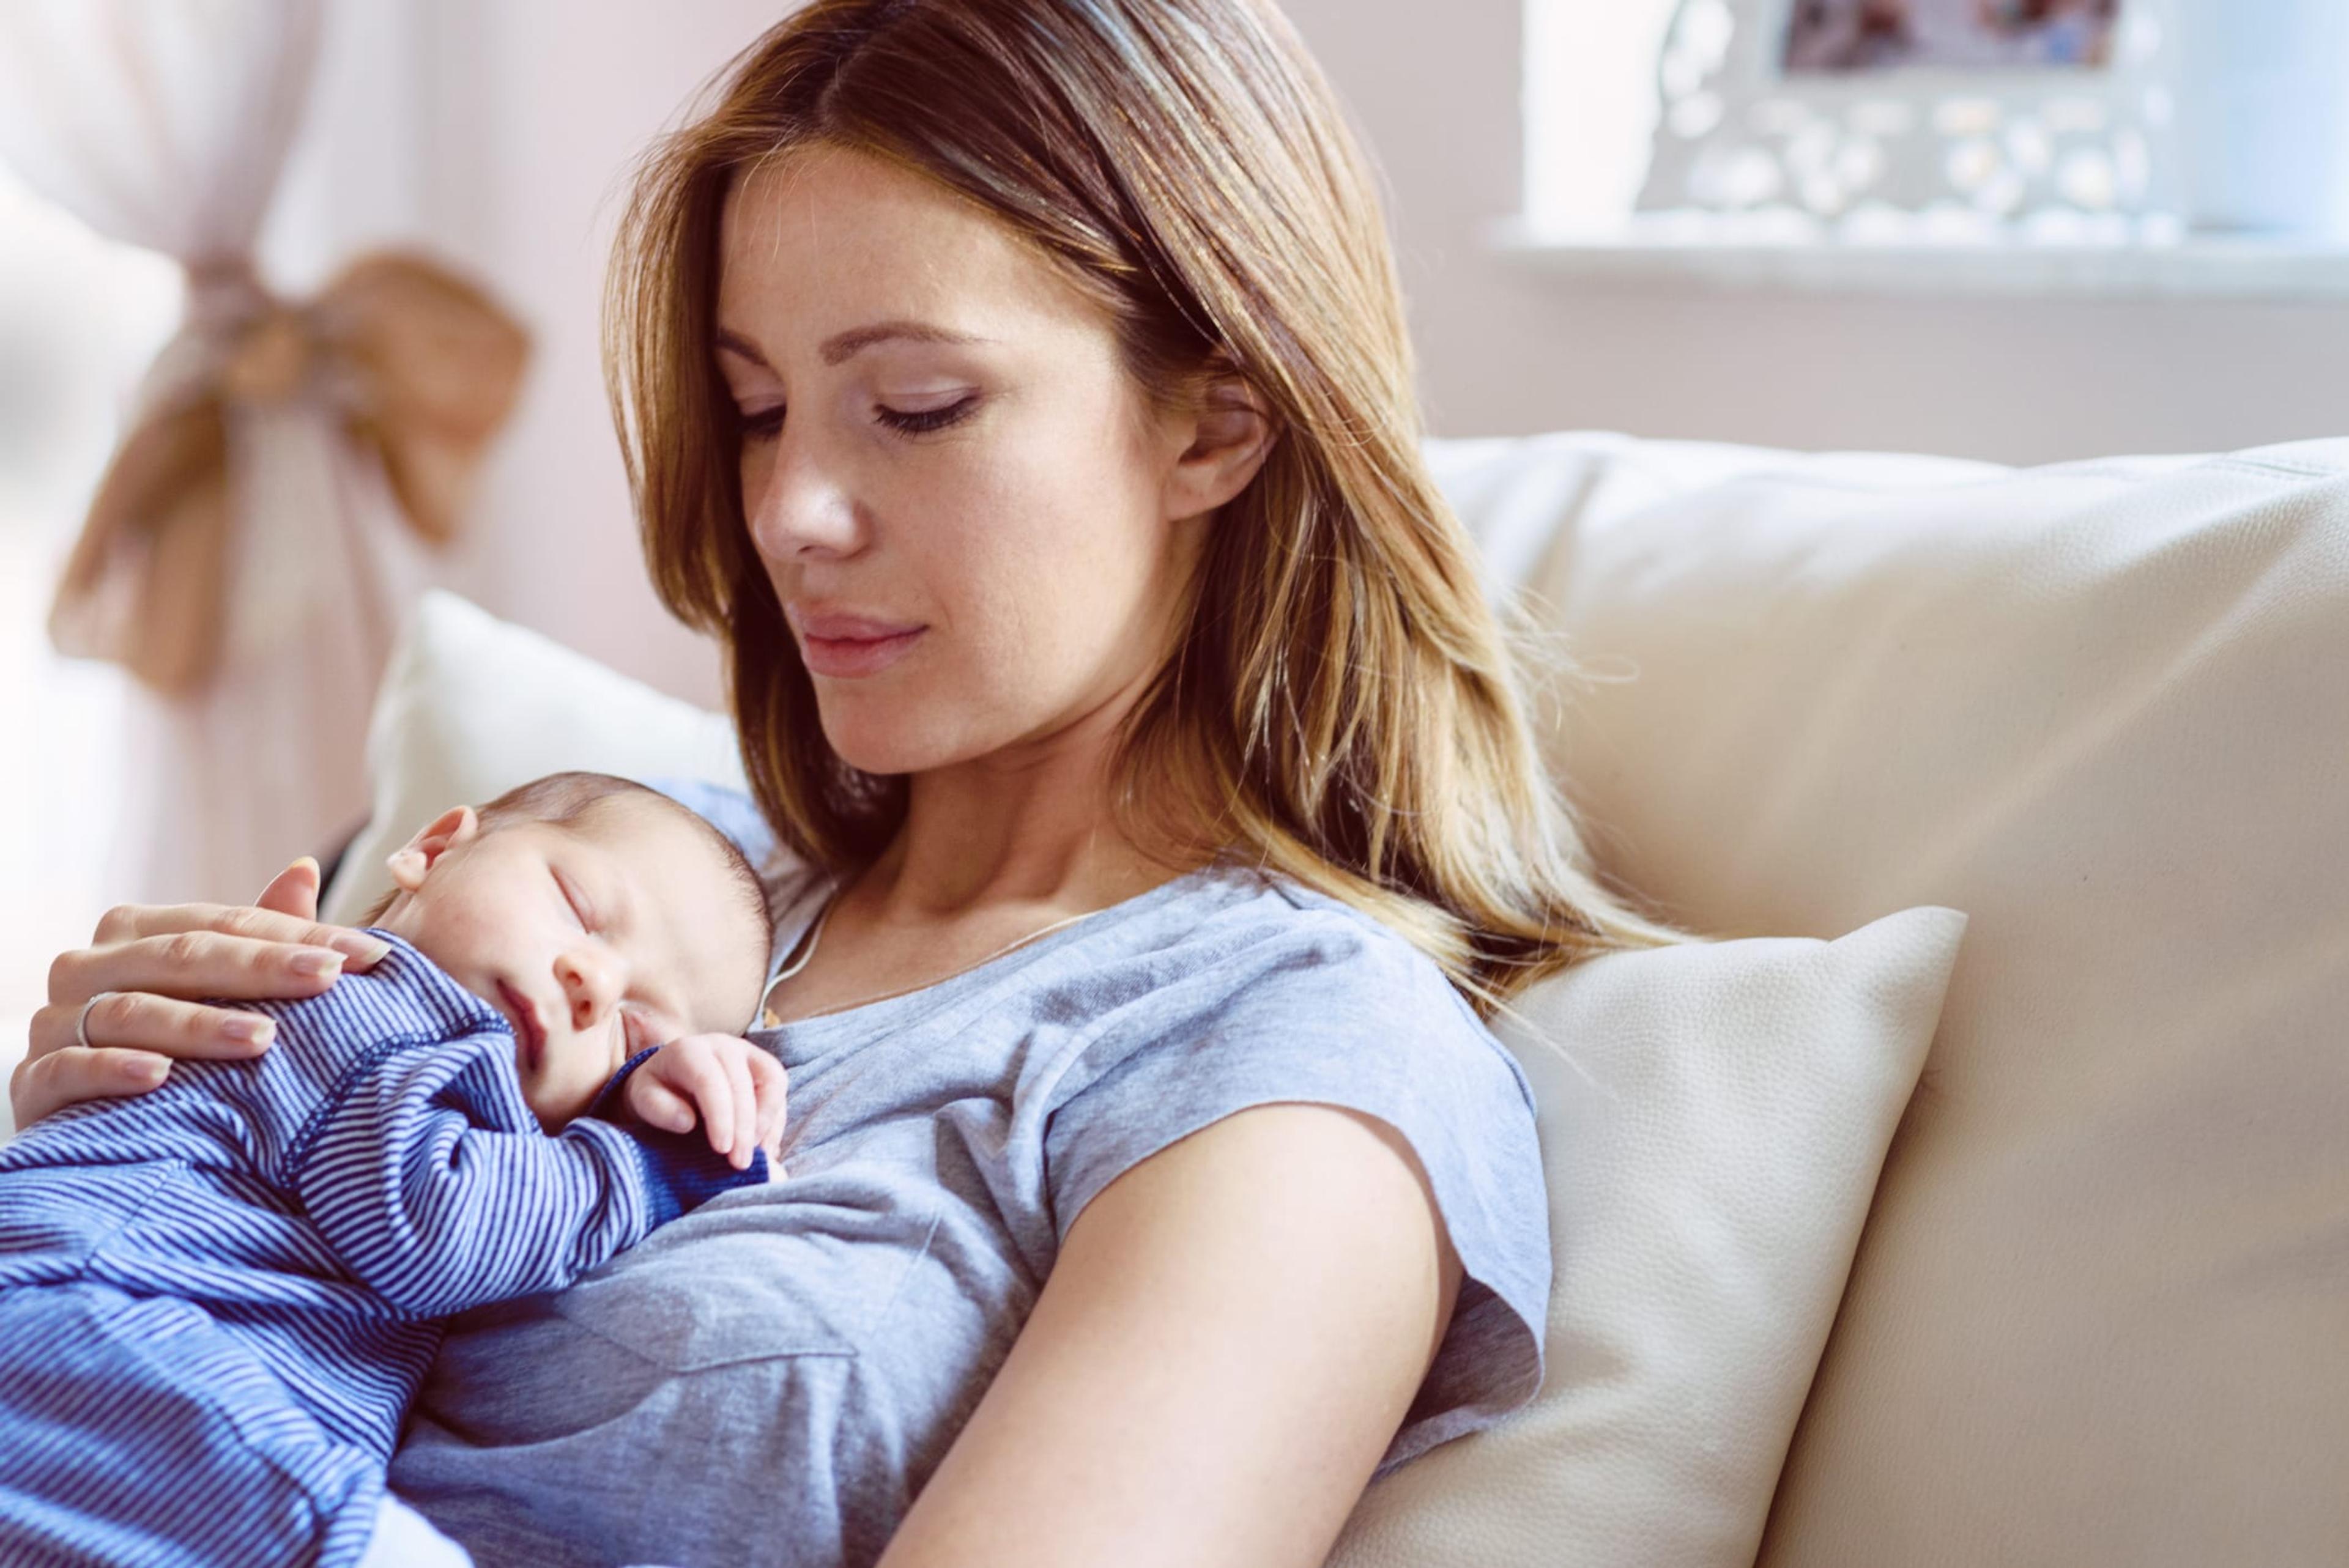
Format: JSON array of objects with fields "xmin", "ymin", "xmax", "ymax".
[{"xmin": 556, "ymin": 950, "xmax": 620, "ymax": 1026}]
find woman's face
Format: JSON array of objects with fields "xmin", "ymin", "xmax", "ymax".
[{"xmin": 714, "ymin": 144, "xmax": 1217, "ymax": 780}]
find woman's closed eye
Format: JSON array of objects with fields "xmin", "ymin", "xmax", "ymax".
[
  {"xmin": 875, "ymin": 394, "xmax": 976, "ymax": 437},
  {"xmin": 732, "ymin": 396, "xmax": 974, "ymax": 442}
]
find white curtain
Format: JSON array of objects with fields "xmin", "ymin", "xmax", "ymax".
[{"xmin": 0, "ymin": 0, "xmax": 491, "ymax": 903}]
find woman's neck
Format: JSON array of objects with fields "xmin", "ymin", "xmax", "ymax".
[
  {"xmin": 857, "ymin": 722, "xmax": 1209, "ymax": 922},
  {"xmin": 860, "ymin": 786, "xmax": 1170, "ymax": 923}
]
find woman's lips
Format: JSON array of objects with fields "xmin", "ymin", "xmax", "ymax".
[{"xmin": 800, "ymin": 626, "xmax": 925, "ymax": 678}]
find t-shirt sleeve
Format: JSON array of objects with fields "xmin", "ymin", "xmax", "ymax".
[{"xmin": 1040, "ymin": 912, "xmax": 1553, "ymax": 1471}]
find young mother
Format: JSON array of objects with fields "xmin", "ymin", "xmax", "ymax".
[{"xmin": 17, "ymin": 1, "xmax": 1671, "ymax": 1562}]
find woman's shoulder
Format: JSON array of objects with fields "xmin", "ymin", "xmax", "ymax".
[
  {"xmin": 1133, "ymin": 864, "xmax": 1518, "ymax": 1074},
  {"xmin": 1040, "ymin": 863, "xmax": 1555, "ymax": 1464},
  {"xmin": 1039, "ymin": 862, "xmax": 1539, "ymax": 1147}
]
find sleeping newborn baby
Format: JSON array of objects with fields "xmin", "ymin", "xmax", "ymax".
[{"xmin": 0, "ymin": 771, "xmax": 785, "ymax": 1568}]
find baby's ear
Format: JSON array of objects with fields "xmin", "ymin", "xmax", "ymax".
[{"xmin": 386, "ymin": 804, "xmax": 481, "ymax": 892}]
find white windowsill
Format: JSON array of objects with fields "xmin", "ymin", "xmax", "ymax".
[{"xmin": 1493, "ymin": 216, "xmax": 2349, "ymax": 301}]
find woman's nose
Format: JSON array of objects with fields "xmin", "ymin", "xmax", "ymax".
[
  {"xmin": 744, "ymin": 428, "xmax": 866, "ymax": 563},
  {"xmin": 554, "ymin": 947, "xmax": 623, "ymax": 1031}
]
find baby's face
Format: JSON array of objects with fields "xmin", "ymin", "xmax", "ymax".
[{"xmin": 375, "ymin": 797, "xmax": 770, "ymax": 1130}]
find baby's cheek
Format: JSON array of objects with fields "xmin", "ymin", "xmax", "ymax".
[{"xmin": 527, "ymin": 1054, "xmax": 603, "ymax": 1131}]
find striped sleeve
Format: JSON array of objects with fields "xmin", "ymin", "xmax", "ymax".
[{"xmin": 291, "ymin": 1035, "xmax": 765, "ymax": 1318}]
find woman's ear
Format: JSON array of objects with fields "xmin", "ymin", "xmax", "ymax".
[
  {"xmin": 385, "ymin": 804, "xmax": 481, "ymax": 893},
  {"xmin": 1161, "ymin": 371, "xmax": 1276, "ymax": 523}
]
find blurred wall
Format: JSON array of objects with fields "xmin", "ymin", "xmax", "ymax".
[
  {"xmin": 330, "ymin": 0, "xmax": 790, "ymax": 708},
  {"xmin": 355, "ymin": 0, "xmax": 2349, "ymax": 703},
  {"xmin": 407, "ymin": 0, "xmax": 793, "ymax": 710},
  {"xmin": 1277, "ymin": 0, "xmax": 2349, "ymax": 460}
]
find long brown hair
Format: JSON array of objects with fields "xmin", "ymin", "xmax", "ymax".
[{"xmin": 604, "ymin": 0, "xmax": 1679, "ymax": 1019}]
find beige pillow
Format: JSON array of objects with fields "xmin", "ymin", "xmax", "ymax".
[
  {"xmin": 1438, "ymin": 432, "xmax": 2349, "ymax": 1566},
  {"xmin": 1331, "ymin": 908, "xmax": 1965, "ymax": 1567},
  {"xmin": 320, "ymin": 591, "xmax": 748, "ymax": 927}
]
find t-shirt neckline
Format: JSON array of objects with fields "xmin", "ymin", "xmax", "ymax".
[{"xmin": 754, "ymin": 859, "xmax": 1245, "ymax": 1050}]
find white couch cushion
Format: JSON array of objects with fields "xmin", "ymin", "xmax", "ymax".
[
  {"xmin": 1331, "ymin": 907, "xmax": 1965, "ymax": 1568},
  {"xmin": 1433, "ymin": 432, "xmax": 2349, "ymax": 1567}
]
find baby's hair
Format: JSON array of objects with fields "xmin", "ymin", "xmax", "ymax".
[{"xmin": 358, "ymin": 772, "xmax": 772, "ymax": 942}]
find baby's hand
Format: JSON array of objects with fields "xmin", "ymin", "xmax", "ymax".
[{"xmin": 623, "ymin": 1034, "xmax": 788, "ymax": 1172}]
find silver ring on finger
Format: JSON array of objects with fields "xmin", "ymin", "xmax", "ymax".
[{"xmin": 75, "ymin": 991, "xmax": 117, "ymax": 1051}]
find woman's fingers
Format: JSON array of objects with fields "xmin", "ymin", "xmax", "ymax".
[
  {"xmin": 255, "ymin": 857, "xmax": 322, "ymax": 923},
  {"xmin": 19, "ymin": 992, "xmax": 274, "ymax": 1127},
  {"xmin": 29, "ymin": 993, "xmax": 276, "ymax": 1067},
  {"xmin": 18, "ymin": 893, "xmax": 376, "ymax": 1131},
  {"xmin": 87, "ymin": 903, "xmax": 388, "ymax": 969},
  {"xmin": 10, "ymin": 1044, "xmax": 174, "ymax": 1128},
  {"xmin": 50, "ymin": 931, "xmax": 352, "ymax": 1015}
]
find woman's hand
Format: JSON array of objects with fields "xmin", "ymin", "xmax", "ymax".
[{"xmin": 13, "ymin": 857, "xmax": 392, "ymax": 1128}]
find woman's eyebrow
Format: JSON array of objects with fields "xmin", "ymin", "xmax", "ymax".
[
  {"xmin": 818, "ymin": 320, "xmax": 990, "ymax": 365},
  {"xmin": 714, "ymin": 320, "xmax": 993, "ymax": 369}
]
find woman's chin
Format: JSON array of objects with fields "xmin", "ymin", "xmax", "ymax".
[
  {"xmin": 819, "ymin": 719, "xmax": 968, "ymax": 779},
  {"xmin": 813, "ymin": 684, "xmax": 1036, "ymax": 777}
]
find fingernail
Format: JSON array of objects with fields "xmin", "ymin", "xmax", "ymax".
[
  {"xmin": 291, "ymin": 950, "xmax": 344, "ymax": 979},
  {"xmin": 129, "ymin": 1055, "xmax": 170, "ymax": 1085},
  {"xmin": 332, "ymin": 934, "xmax": 392, "ymax": 967},
  {"xmin": 223, "ymin": 1016, "xmax": 275, "ymax": 1048}
]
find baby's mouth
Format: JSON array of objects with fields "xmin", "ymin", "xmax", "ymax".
[{"xmin": 497, "ymin": 979, "xmax": 548, "ymax": 1071}]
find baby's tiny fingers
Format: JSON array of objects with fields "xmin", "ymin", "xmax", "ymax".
[
  {"xmin": 627, "ymin": 1074, "xmax": 697, "ymax": 1134},
  {"xmin": 721, "ymin": 1046, "xmax": 757, "ymax": 1172},
  {"xmin": 655, "ymin": 1040, "xmax": 736, "ymax": 1157},
  {"xmin": 747, "ymin": 1051, "xmax": 789, "ymax": 1162},
  {"xmin": 696, "ymin": 1072, "xmax": 739, "ymax": 1162}
]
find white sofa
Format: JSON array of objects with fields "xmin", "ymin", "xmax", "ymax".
[
  {"xmin": 1414, "ymin": 431, "xmax": 2347, "ymax": 1566},
  {"xmin": 12, "ymin": 431, "xmax": 2343, "ymax": 1564}
]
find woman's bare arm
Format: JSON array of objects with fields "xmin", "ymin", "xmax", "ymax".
[
  {"xmin": 877, "ymin": 1101, "xmax": 1462, "ymax": 1568},
  {"xmin": 13, "ymin": 859, "xmax": 388, "ymax": 1126}
]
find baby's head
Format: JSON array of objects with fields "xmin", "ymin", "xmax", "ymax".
[{"xmin": 363, "ymin": 772, "xmax": 773, "ymax": 1130}]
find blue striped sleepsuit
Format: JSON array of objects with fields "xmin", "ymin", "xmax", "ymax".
[{"xmin": 0, "ymin": 934, "xmax": 766, "ymax": 1567}]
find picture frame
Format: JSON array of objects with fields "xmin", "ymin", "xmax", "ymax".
[{"xmin": 1633, "ymin": 0, "xmax": 2186, "ymax": 245}]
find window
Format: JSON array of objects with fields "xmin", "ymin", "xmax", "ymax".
[
  {"xmin": 1523, "ymin": 0, "xmax": 1682, "ymax": 236},
  {"xmin": 1516, "ymin": 0, "xmax": 2349, "ymax": 298}
]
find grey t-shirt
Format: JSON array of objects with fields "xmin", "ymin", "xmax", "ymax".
[{"xmin": 388, "ymin": 860, "xmax": 1551, "ymax": 1567}]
